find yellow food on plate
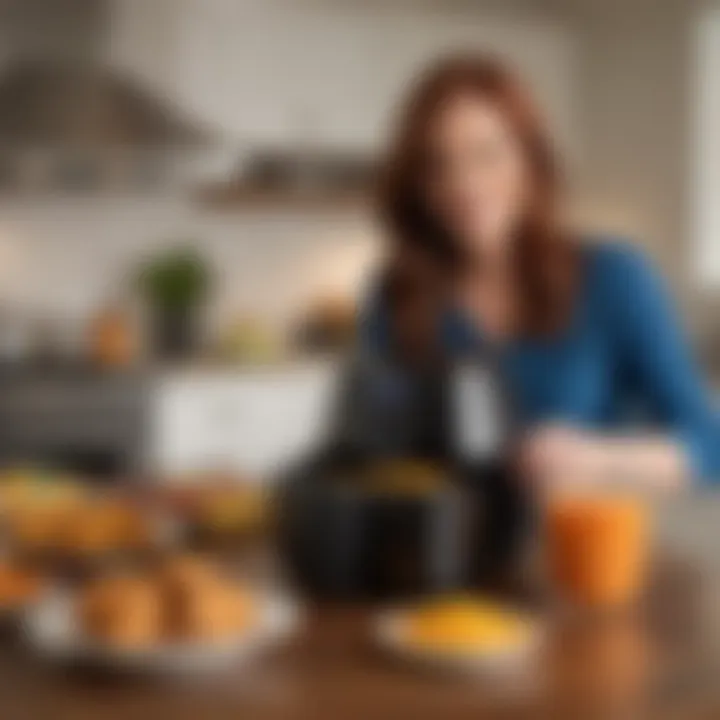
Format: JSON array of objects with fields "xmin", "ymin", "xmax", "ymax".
[{"xmin": 404, "ymin": 597, "xmax": 535, "ymax": 654}]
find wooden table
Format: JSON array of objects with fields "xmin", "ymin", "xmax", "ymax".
[{"xmin": 0, "ymin": 559, "xmax": 718, "ymax": 720}]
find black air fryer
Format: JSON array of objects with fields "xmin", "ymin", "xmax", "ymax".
[
  {"xmin": 279, "ymin": 456, "xmax": 469, "ymax": 601},
  {"xmin": 277, "ymin": 350, "xmax": 531, "ymax": 600}
]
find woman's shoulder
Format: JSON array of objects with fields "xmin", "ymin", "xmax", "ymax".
[
  {"xmin": 580, "ymin": 237, "xmax": 661, "ymax": 299},
  {"xmin": 582, "ymin": 236, "xmax": 654, "ymax": 275},
  {"xmin": 579, "ymin": 236, "xmax": 675, "ymax": 334}
]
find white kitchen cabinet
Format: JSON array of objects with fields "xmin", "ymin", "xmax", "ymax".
[{"xmin": 149, "ymin": 363, "xmax": 341, "ymax": 481}]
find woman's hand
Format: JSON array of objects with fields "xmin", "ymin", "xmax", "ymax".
[
  {"xmin": 518, "ymin": 425, "xmax": 688, "ymax": 492},
  {"xmin": 518, "ymin": 426, "xmax": 607, "ymax": 489}
]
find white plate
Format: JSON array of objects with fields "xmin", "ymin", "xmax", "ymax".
[
  {"xmin": 374, "ymin": 608, "xmax": 544, "ymax": 675},
  {"xmin": 24, "ymin": 587, "xmax": 300, "ymax": 674}
]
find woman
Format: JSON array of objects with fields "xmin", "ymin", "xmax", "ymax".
[{"xmin": 363, "ymin": 54, "xmax": 719, "ymax": 489}]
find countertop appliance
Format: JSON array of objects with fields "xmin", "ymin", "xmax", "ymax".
[
  {"xmin": 279, "ymin": 456, "xmax": 470, "ymax": 601},
  {"xmin": 277, "ymin": 352, "xmax": 533, "ymax": 600},
  {"xmin": 0, "ymin": 368, "xmax": 148, "ymax": 478}
]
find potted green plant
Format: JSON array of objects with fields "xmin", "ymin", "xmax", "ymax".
[{"xmin": 136, "ymin": 246, "xmax": 212, "ymax": 360}]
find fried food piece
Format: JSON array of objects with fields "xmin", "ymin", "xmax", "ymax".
[
  {"xmin": 79, "ymin": 575, "xmax": 160, "ymax": 648},
  {"xmin": 96, "ymin": 502, "xmax": 150, "ymax": 549},
  {"xmin": 160, "ymin": 555, "xmax": 255, "ymax": 641},
  {"xmin": 9, "ymin": 507, "xmax": 66, "ymax": 550},
  {"xmin": 54, "ymin": 500, "xmax": 150, "ymax": 555},
  {"xmin": 170, "ymin": 581, "xmax": 236, "ymax": 641},
  {"xmin": 160, "ymin": 555, "xmax": 219, "ymax": 639},
  {"xmin": 58, "ymin": 511, "xmax": 113, "ymax": 554},
  {"xmin": 0, "ymin": 565, "xmax": 42, "ymax": 606},
  {"xmin": 161, "ymin": 555, "xmax": 216, "ymax": 587}
]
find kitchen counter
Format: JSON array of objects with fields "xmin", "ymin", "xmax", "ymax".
[
  {"xmin": 0, "ymin": 360, "xmax": 341, "ymax": 478},
  {"xmin": 0, "ymin": 562, "xmax": 716, "ymax": 718},
  {"xmin": 1, "ymin": 495, "xmax": 719, "ymax": 719}
]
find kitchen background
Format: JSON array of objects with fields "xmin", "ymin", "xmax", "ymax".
[{"xmin": 0, "ymin": 0, "xmax": 718, "ymax": 488}]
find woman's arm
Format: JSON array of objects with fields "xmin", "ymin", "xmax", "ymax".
[
  {"xmin": 519, "ymin": 426, "xmax": 689, "ymax": 491},
  {"xmin": 523, "ymin": 246, "xmax": 718, "ymax": 490}
]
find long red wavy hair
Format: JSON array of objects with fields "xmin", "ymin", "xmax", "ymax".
[{"xmin": 378, "ymin": 54, "xmax": 579, "ymax": 339}]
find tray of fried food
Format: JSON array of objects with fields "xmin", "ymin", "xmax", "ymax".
[{"xmin": 25, "ymin": 554, "xmax": 299, "ymax": 673}]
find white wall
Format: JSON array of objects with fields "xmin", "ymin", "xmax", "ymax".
[
  {"xmin": 111, "ymin": 0, "xmax": 577, "ymax": 153},
  {"xmin": 0, "ymin": 198, "xmax": 378, "ymax": 330},
  {"xmin": 693, "ymin": 4, "xmax": 720, "ymax": 289},
  {"xmin": 569, "ymin": 0, "xmax": 692, "ymax": 275},
  {"xmin": 0, "ymin": 0, "xmax": 577, "ymax": 333},
  {"xmin": 563, "ymin": 0, "xmax": 720, "ymax": 340}
]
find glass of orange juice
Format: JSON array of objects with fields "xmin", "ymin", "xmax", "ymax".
[{"xmin": 545, "ymin": 489, "xmax": 650, "ymax": 611}]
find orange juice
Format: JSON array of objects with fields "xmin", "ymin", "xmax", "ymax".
[{"xmin": 546, "ymin": 494, "xmax": 649, "ymax": 609}]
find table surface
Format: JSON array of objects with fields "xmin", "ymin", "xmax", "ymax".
[{"xmin": 0, "ymin": 558, "xmax": 718, "ymax": 720}]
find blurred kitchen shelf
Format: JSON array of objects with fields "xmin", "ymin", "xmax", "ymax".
[{"xmin": 196, "ymin": 184, "xmax": 371, "ymax": 212}]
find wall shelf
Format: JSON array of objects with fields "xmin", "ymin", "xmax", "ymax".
[{"xmin": 196, "ymin": 184, "xmax": 371, "ymax": 212}]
